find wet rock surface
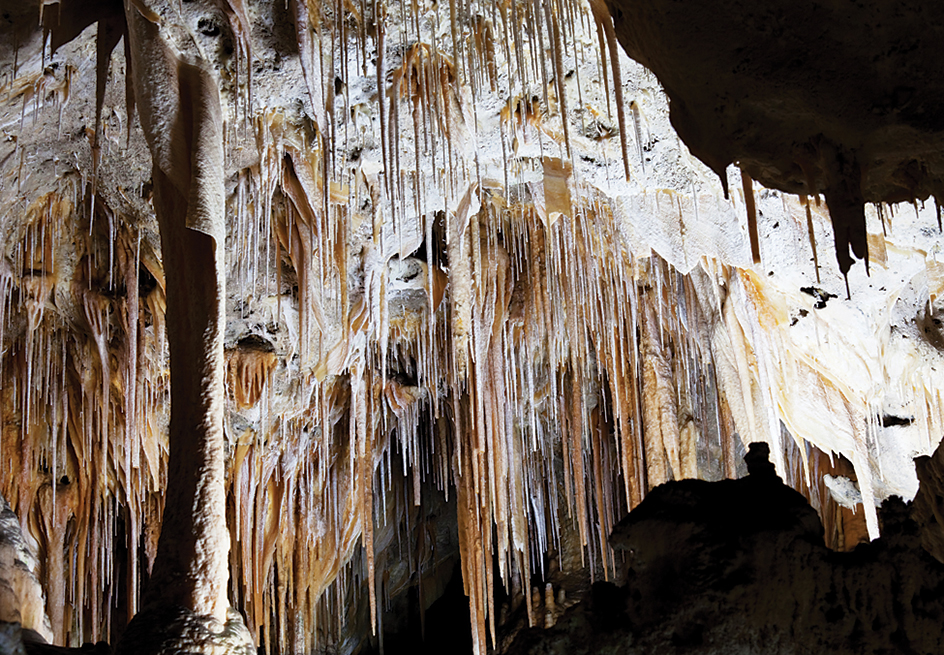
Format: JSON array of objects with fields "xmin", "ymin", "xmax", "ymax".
[{"xmin": 503, "ymin": 444, "xmax": 944, "ymax": 654}]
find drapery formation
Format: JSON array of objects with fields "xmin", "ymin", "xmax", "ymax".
[{"xmin": 2, "ymin": 1, "xmax": 944, "ymax": 654}]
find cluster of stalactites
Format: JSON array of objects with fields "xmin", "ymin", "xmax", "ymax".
[
  {"xmin": 3, "ymin": 1, "xmax": 764, "ymax": 654},
  {"xmin": 0, "ymin": 149, "xmax": 733, "ymax": 655},
  {"xmin": 224, "ymin": 99, "xmax": 733, "ymax": 650},
  {"xmin": 0, "ymin": 181, "xmax": 169, "ymax": 646}
]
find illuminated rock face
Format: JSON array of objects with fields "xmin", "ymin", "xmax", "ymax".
[
  {"xmin": 0, "ymin": 494, "xmax": 51, "ymax": 644},
  {"xmin": 1, "ymin": 1, "xmax": 944, "ymax": 654}
]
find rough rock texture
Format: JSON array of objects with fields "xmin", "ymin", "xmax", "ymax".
[
  {"xmin": 912, "ymin": 451, "xmax": 944, "ymax": 562},
  {"xmin": 504, "ymin": 443, "xmax": 944, "ymax": 655},
  {"xmin": 114, "ymin": 606, "xmax": 254, "ymax": 655},
  {"xmin": 604, "ymin": 0, "xmax": 944, "ymax": 274},
  {"xmin": 0, "ymin": 622, "xmax": 28, "ymax": 655},
  {"xmin": 0, "ymin": 494, "xmax": 52, "ymax": 643}
]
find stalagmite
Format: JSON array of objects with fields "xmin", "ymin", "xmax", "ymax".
[{"xmin": 116, "ymin": 0, "xmax": 252, "ymax": 652}]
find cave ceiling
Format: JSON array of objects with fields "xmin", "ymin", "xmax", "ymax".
[
  {"xmin": 1, "ymin": 0, "xmax": 944, "ymax": 653},
  {"xmin": 603, "ymin": 0, "xmax": 944, "ymax": 276}
]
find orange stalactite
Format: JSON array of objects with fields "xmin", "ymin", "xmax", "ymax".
[
  {"xmin": 226, "ymin": 347, "xmax": 277, "ymax": 410},
  {"xmin": 5, "ymin": 0, "xmax": 927, "ymax": 652}
]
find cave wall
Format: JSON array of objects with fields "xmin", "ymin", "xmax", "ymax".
[{"xmin": 0, "ymin": 0, "xmax": 943, "ymax": 653}]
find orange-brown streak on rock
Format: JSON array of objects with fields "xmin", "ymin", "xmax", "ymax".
[
  {"xmin": 568, "ymin": 367, "xmax": 590, "ymax": 555},
  {"xmin": 280, "ymin": 153, "xmax": 328, "ymax": 368},
  {"xmin": 37, "ymin": 482, "xmax": 77, "ymax": 644},
  {"xmin": 590, "ymin": 405, "xmax": 610, "ymax": 578},
  {"xmin": 742, "ymin": 169, "xmax": 761, "ymax": 265},
  {"xmin": 455, "ymin": 392, "xmax": 488, "ymax": 655},
  {"xmin": 117, "ymin": 231, "xmax": 142, "ymax": 618},
  {"xmin": 225, "ymin": 348, "xmax": 277, "ymax": 409}
]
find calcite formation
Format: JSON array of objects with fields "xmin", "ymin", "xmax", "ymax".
[
  {"xmin": 0, "ymin": 1, "xmax": 943, "ymax": 654},
  {"xmin": 0, "ymin": 495, "xmax": 51, "ymax": 644},
  {"xmin": 603, "ymin": 0, "xmax": 944, "ymax": 277}
]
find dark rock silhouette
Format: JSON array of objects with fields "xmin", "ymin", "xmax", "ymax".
[{"xmin": 504, "ymin": 443, "xmax": 944, "ymax": 654}]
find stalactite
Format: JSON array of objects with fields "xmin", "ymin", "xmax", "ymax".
[
  {"xmin": 589, "ymin": 0, "xmax": 631, "ymax": 180},
  {"xmin": 804, "ymin": 196, "xmax": 821, "ymax": 283},
  {"xmin": 6, "ymin": 178, "xmax": 755, "ymax": 653},
  {"xmin": 36, "ymin": 482, "xmax": 74, "ymax": 644},
  {"xmin": 640, "ymin": 281, "xmax": 681, "ymax": 487},
  {"xmin": 6, "ymin": 1, "xmax": 943, "ymax": 654},
  {"xmin": 278, "ymin": 151, "xmax": 329, "ymax": 368},
  {"xmin": 226, "ymin": 346, "xmax": 277, "ymax": 409},
  {"xmin": 742, "ymin": 168, "xmax": 761, "ymax": 265}
]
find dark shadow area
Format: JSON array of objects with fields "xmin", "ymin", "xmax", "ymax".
[
  {"xmin": 503, "ymin": 443, "xmax": 944, "ymax": 655},
  {"xmin": 361, "ymin": 561, "xmax": 473, "ymax": 655}
]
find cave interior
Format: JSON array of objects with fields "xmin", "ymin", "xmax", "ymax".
[{"xmin": 2, "ymin": 0, "xmax": 944, "ymax": 654}]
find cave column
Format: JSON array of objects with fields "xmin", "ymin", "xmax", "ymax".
[{"xmin": 116, "ymin": 1, "xmax": 252, "ymax": 652}]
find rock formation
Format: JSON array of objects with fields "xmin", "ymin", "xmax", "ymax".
[
  {"xmin": 0, "ymin": 1, "xmax": 944, "ymax": 654},
  {"xmin": 604, "ymin": 0, "xmax": 944, "ymax": 277},
  {"xmin": 505, "ymin": 444, "xmax": 944, "ymax": 654},
  {"xmin": 113, "ymin": 1, "xmax": 253, "ymax": 652},
  {"xmin": 0, "ymin": 493, "xmax": 51, "ymax": 644}
]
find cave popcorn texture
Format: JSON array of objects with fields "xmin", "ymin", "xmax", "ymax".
[{"xmin": 0, "ymin": 0, "xmax": 943, "ymax": 653}]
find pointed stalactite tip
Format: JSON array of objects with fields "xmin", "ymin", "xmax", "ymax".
[{"xmin": 823, "ymin": 156, "xmax": 869, "ymax": 287}]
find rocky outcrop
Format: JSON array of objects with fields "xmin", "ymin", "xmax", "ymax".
[
  {"xmin": 504, "ymin": 443, "xmax": 944, "ymax": 654},
  {"xmin": 912, "ymin": 449, "xmax": 944, "ymax": 563}
]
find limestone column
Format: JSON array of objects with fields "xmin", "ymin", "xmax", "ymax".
[{"xmin": 115, "ymin": 2, "xmax": 252, "ymax": 652}]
